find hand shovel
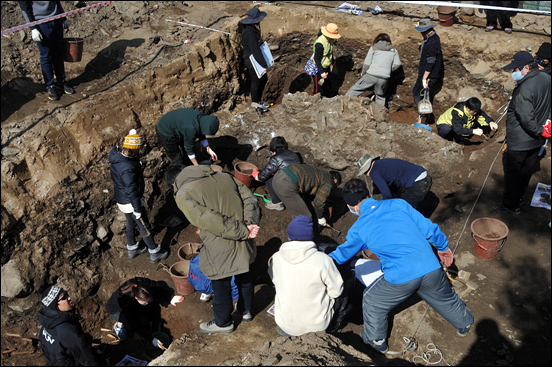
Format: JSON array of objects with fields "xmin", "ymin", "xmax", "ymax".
[{"xmin": 253, "ymin": 193, "xmax": 271, "ymax": 203}]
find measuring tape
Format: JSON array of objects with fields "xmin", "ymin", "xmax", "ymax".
[{"xmin": 1, "ymin": 1, "xmax": 116, "ymax": 36}]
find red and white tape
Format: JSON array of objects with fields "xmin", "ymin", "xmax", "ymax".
[
  {"xmin": 389, "ymin": 1, "xmax": 551, "ymax": 15},
  {"xmin": 1, "ymin": 1, "xmax": 116, "ymax": 36}
]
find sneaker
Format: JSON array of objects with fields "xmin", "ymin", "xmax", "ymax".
[
  {"xmin": 199, "ymin": 319, "xmax": 234, "ymax": 334},
  {"xmin": 504, "ymin": 28, "xmax": 512, "ymax": 34},
  {"xmin": 47, "ymin": 85, "xmax": 60, "ymax": 101},
  {"xmin": 493, "ymin": 203, "xmax": 521, "ymax": 215},
  {"xmin": 265, "ymin": 202, "xmax": 284, "ymax": 211},
  {"xmin": 457, "ymin": 324, "xmax": 472, "ymax": 337},
  {"xmin": 113, "ymin": 322, "xmax": 127, "ymax": 339},
  {"xmin": 57, "ymin": 81, "xmax": 75, "ymax": 95},
  {"xmin": 242, "ymin": 311, "xmax": 253, "ymax": 322},
  {"xmin": 366, "ymin": 339, "xmax": 388, "ymax": 353},
  {"xmin": 200, "ymin": 293, "xmax": 213, "ymax": 302},
  {"xmin": 259, "ymin": 101, "xmax": 271, "ymax": 109},
  {"xmin": 128, "ymin": 244, "xmax": 148, "ymax": 259},
  {"xmin": 485, "ymin": 24, "xmax": 495, "ymax": 32},
  {"xmin": 150, "ymin": 248, "xmax": 169, "ymax": 263}
]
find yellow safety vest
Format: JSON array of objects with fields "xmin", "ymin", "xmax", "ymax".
[
  {"xmin": 313, "ymin": 35, "xmax": 333, "ymax": 69},
  {"xmin": 436, "ymin": 104, "xmax": 489, "ymax": 130}
]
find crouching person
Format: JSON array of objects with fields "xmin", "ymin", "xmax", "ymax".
[
  {"xmin": 436, "ymin": 97, "xmax": 497, "ymax": 142},
  {"xmin": 268, "ymin": 215, "xmax": 347, "ymax": 337},
  {"xmin": 38, "ymin": 286, "xmax": 99, "ymax": 366}
]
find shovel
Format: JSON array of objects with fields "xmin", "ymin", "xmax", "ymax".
[
  {"xmin": 321, "ymin": 224, "xmax": 341, "ymax": 236},
  {"xmin": 253, "ymin": 193, "xmax": 271, "ymax": 203}
]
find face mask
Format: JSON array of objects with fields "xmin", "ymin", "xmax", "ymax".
[
  {"xmin": 511, "ymin": 70, "xmax": 525, "ymax": 82},
  {"xmin": 348, "ymin": 205, "xmax": 359, "ymax": 216}
]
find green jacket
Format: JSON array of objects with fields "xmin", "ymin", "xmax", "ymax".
[{"xmin": 174, "ymin": 165, "xmax": 260, "ymax": 280}]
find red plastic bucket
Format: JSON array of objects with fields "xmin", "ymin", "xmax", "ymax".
[
  {"xmin": 178, "ymin": 242, "xmax": 200, "ymax": 261},
  {"xmin": 437, "ymin": 6, "xmax": 457, "ymax": 27},
  {"xmin": 63, "ymin": 38, "xmax": 84, "ymax": 62},
  {"xmin": 470, "ymin": 218, "xmax": 509, "ymax": 260},
  {"xmin": 169, "ymin": 261, "xmax": 195, "ymax": 295},
  {"xmin": 234, "ymin": 162, "xmax": 258, "ymax": 188}
]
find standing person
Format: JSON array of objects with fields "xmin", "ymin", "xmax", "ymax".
[
  {"xmin": 272, "ymin": 163, "xmax": 341, "ymax": 227},
  {"xmin": 535, "ymin": 42, "xmax": 551, "ymax": 76},
  {"xmin": 485, "ymin": 1, "xmax": 513, "ymax": 34},
  {"xmin": 436, "ymin": 97, "xmax": 498, "ymax": 142},
  {"xmin": 268, "ymin": 215, "xmax": 346, "ymax": 337},
  {"xmin": 106, "ymin": 277, "xmax": 183, "ymax": 349},
  {"xmin": 241, "ymin": 7, "xmax": 270, "ymax": 113},
  {"xmin": 108, "ymin": 129, "xmax": 169, "ymax": 263},
  {"xmin": 357, "ymin": 154, "xmax": 432, "ymax": 211},
  {"xmin": 312, "ymin": 23, "xmax": 341, "ymax": 97},
  {"xmin": 18, "ymin": 1, "xmax": 75, "ymax": 101},
  {"xmin": 38, "ymin": 285, "xmax": 99, "ymax": 366},
  {"xmin": 345, "ymin": 33, "xmax": 401, "ymax": 106},
  {"xmin": 494, "ymin": 51, "xmax": 551, "ymax": 214},
  {"xmin": 329, "ymin": 179, "xmax": 474, "ymax": 353},
  {"xmin": 172, "ymin": 165, "xmax": 261, "ymax": 333},
  {"xmin": 412, "ymin": 18, "xmax": 444, "ymax": 125},
  {"xmin": 156, "ymin": 108, "xmax": 219, "ymax": 166},
  {"xmin": 252, "ymin": 136, "xmax": 301, "ymax": 211}
]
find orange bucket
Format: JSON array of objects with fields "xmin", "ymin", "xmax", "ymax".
[
  {"xmin": 178, "ymin": 242, "xmax": 200, "ymax": 261},
  {"xmin": 471, "ymin": 218, "xmax": 508, "ymax": 260},
  {"xmin": 63, "ymin": 38, "xmax": 84, "ymax": 62},
  {"xmin": 234, "ymin": 162, "xmax": 258, "ymax": 188},
  {"xmin": 169, "ymin": 261, "xmax": 195, "ymax": 295}
]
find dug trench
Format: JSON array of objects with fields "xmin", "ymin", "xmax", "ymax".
[{"xmin": 1, "ymin": 2, "xmax": 550, "ymax": 366}]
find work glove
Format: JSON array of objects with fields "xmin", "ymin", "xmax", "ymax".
[
  {"xmin": 152, "ymin": 338, "xmax": 165, "ymax": 350},
  {"xmin": 318, "ymin": 217, "xmax": 327, "ymax": 227},
  {"xmin": 133, "ymin": 211, "xmax": 142, "ymax": 220},
  {"xmin": 472, "ymin": 128, "xmax": 483, "ymax": 136},
  {"xmin": 62, "ymin": 20, "xmax": 69, "ymax": 31},
  {"xmin": 247, "ymin": 224, "xmax": 260, "ymax": 239},
  {"xmin": 252, "ymin": 168, "xmax": 260, "ymax": 181},
  {"xmin": 438, "ymin": 249, "xmax": 453, "ymax": 267},
  {"xmin": 489, "ymin": 122, "xmax": 498, "ymax": 131},
  {"xmin": 170, "ymin": 295, "xmax": 184, "ymax": 306},
  {"xmin": 542, "ymin": 119, "xmax": 551, "ymax": 138},
  {"xmin": 422, "ymin": 79, "xmax": 429, "ymax": 89},
  {"xmin": 206, "ymin": 146, "xmax": 218, "ymax": 161},
  {"xmin": 31, "ymin": 29, "xmax": 42, "ymax": 42}
]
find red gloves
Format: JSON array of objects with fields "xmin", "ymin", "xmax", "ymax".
[
  {"xmin": 252, "ymin": 168, "xmax": 260, "ymax": 181},
  {"xmin": 542, "ymin": 119, "xmax": 551, "ymax": 138},
  {"xmin": 438, "ymin": 249, "xmax": 454, "ymax": 267}
]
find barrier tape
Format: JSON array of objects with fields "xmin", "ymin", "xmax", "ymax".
[
  {"xmin": 165, "ymin": 19, "xmax": 231, "ymax": 35},
  {"xmin": 1, "ymin": 1, "xmax": 116, "ymax": 36},
  {"xmin": 389, "ymin": 1, "xmax": 551, "ymax": 15}
]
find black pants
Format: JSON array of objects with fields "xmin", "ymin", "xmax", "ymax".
[
  {"xmin": 244, "ymin": 59, "xmax": 267, "ymax": 103},
  {"xmin": 312, "ymin": 67, "xmax": 331, "ymax": 96},
  {"xmin": 156, "ymin": 126, "xmax": 184, "ymax": 165},
  {"xmin": 502, "ymin": 147, "xmax": 540, "ymax": 210},
  {"xmin": 211, "ymin": 271, "xmax": 254, "ymax": 327},
  {"xmin": 486, "ymin": 1, "xmax": 512, "ymax": 29},
  {"xmin": 124, "ymin": 212, "xmax": 156, "ymax": 250},
  {"xmin": 412, "ymin": 77, "xmax": 443, "ymax": 125},
  {"xmin": 398, "ymin": 175, "xmax": 433, "ymax": 210}
]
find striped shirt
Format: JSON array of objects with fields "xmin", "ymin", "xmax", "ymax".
[{"xmin": 282, "ymin": 164, "xmax": 333, "ymax": 219}]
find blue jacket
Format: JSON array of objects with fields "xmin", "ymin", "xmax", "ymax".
[
  {"xmin": 370, "ymin": 158, "xmax": 426, "ymax": 200},
  {"xmin": 189, "ymin": 255, "xmax": 238, "ymax": 301},
  {"xmin": 108, "ymin": 147, "xmax": 144, "ymax": 212},
  {"xmin": 329, "ymin": 198, "xmax": 449, "ymax": 284}
]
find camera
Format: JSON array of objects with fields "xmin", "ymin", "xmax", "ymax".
[{"xmin": 536, "ymin": 58, "xmax": 547, "ymax": 67}]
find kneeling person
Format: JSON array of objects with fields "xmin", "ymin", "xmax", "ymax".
[
  {"xmin": 436, "ymin": 97, "xmax": 497, "ymax": 142},
  {"xmin": 268, "ymin": 215, "xmax": 345, "ymax": 336}
]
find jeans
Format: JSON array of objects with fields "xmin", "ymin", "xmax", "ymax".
[
  {"xmin": 36, "ymin": 19, "xmax": 66, "ymax": 88},
  {"xmin": 398, "ymin": 175, "xmax": 433, "ymax": 210},
  {"xmin": 244, "ymin": 59, "xmax": 268, "ymax": 103},
  {"xmin": 361, "ymin": 268, "xmax": 473, "ymax": 342},
  {"xmin": 502, "ymin": 147, "xmax": 540, "ymax": 210},
  {"xmin": 211, "ymin": 271, "xmax": 254, "ymax": 327},
  {"xmin": 412, "ymin": 77, "xmax": 443, "ymax": 125},
  {"xmin": 345, "ymin": 74, "xmax": 389, "ymax": 106},
  {"xmin": 124, "ymin": 212, "xmax": 156, "ymax": 250}
]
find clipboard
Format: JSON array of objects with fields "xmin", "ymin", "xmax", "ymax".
[{"xmin": 249, "ymin": 42, "xmax": 274, "ymax": 79}]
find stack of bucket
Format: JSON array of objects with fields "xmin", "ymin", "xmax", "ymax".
[{"xmin": 169, "ymin": 243, "xmax": 201, "ymax": 295}]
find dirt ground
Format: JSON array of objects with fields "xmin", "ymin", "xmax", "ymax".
[{"xmin": 1, "ymin": 1, "xmax": 551, "ymax": 366}]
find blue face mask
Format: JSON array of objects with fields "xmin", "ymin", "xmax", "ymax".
[
  {"xmin": 511, "ymin": 70, "xmax": 525, "ymax": 82},
  {"xmin": 348, "ymin": 205, "xmax": 359, "ymax": 216}
]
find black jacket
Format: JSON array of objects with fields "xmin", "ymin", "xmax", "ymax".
[
  {"xmin": 105, "ymin": 278, "xmax": 171, "ymax": 342},
  {"xmin": 242, "ymin": 24, "xmax": 267, "ymax": 68},
  {"xmin": 38, "ymin": 308, "xmax": 97, "ymax": 366},
  {"xmin": 418, "ymin": 31, "xmax": 443, "ymax": 80},
  {"xmin": 506, "ymin": 69, "xmax": 551, "ymax": 151},
  {"xmin": 258, "ymin": 149, "xmax": 301, "ymax": 182},
  {"xmin": 108, "ymin": 146, "xmax": 145, "ymax": 212}
]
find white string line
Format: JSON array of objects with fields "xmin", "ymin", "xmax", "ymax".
[{"xmin": 413, "ymin": 343, "xmax": 451, "ymax": 366}]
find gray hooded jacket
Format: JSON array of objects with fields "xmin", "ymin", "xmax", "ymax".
[{"xmin": 362, "ymin": 40, "xmax": 401, "ymax": 79}]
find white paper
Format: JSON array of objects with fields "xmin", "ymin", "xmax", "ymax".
[
  {"xmin": 267, "ymin": 304, "xmax": 275, "ymax": 316},
  {"xmin": 249, "ymin": 42, "xmax": 274, "ymax": 79},
  {"xmin": 354, "ymin": 259, "xmax": 384, "ymax": 287},
  {"xmin": 530, "ymin": 182, "xmax": 551, "ymax": 210}
]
